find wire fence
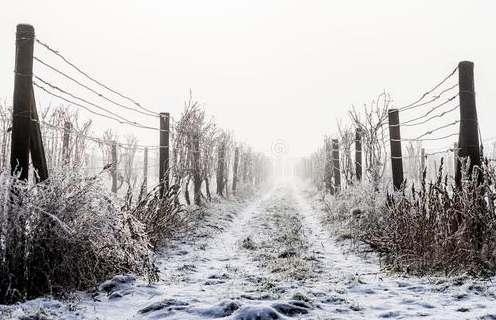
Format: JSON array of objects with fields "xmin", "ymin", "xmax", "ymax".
[
  {"xmin": 386, "ymin": 65, "xmax": 463, "ymax": 182},
  {"xmin": 5, "ymin": 32, "xmax": 271, "ymax": 201},
  {"xmin": 301, "ymin": 61, "xmax": 491, "ymax": 191},
  {"xmin": 28, "ymin": 37, "xmax": 166, "ymax": 195},
  {"xmin": 35, "ymin": 38, "xmax": 160, "ymax": 117}
]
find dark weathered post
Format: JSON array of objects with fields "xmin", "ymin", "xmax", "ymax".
[
  {"xmin": 159, "ymin": 112, "xmax": 170, "ymax": 196},
  {"xmin": 6, "ymin": 25, "xmax": 35, "ymax": 299},
  {"xmin": 11, "ymin": 24, "xmax": 35, "ymax": 180},
  {"xmin": 324, "ymin": 140, "xmax": 333, "ymax": 194},
  {"xmin": 332, "ymin": 139, "xmax": 341, "ymax": 193},
  {"xmin": 62, "ymin": 121, "xmax": 71, "ymax": 165},
  {"xmin": 355, "ymin": 128, "xmax": 362, "ymax": 181},
  {"xmin": 29, "ymin": 87, "xmax": 48, "ymax": 182},
  {"xmin": 388, "ymin": 109, "xmax": 404, "ymax": 190},
  {"xmin": 232, "ymin": 147, "xmax": 239, "ymax": 195},
  {"xmin": 455, "ymin": 61, "xmax": 481, "ymax": 187},
  {"xmin": 216, "ymin": 141, "xmax": 226, "ymax": 196},
  {"xmin": 193, "ymin": 132, "xmax": 202, "ymax": 205},
  {"xmin": 141, "ymin": 147, "xmax": 148, "ymax": 197},
  {"xmin": 111, "ymin": 141, "xmax": 117, "ymax": 193}
]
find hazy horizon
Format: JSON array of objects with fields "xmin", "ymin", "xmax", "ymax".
[{"xmin": 2, "ymin": 0, "xmax": 496, "ymax": 157}]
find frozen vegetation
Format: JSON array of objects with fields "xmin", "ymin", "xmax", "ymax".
[{"xmin": 1, "ymin": 179, "xmax": 495, "ymax": 320}]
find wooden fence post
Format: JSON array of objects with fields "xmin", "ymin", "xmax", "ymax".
[
  {"xmin": 159, "ymin": 112, "xmax": 170, "ymax": 197},
  {"xmin": 141, "ymin": 147, "xmax": 148, "ymax": 197},
  {"xmin": 29, "ymin": 86, "xmax": 48, "ymax": 182},
  {"xmin": 355, "ymin": 128, "xmax": 362, "ymax": 181},
  {"xmin": 193, "ymin": 132, "xmax": 202, "ymax": 205},
  {"xmin": 324, "ymin": 140, "xmax": 333, "ymax": 194},
  {"xmin": 216, "ymin": 141, "xmax": 226, "ymax": 196},
  {"xmin": 232, "ymin": 147, "xmax": 239, "ymax": 195},
  {"xmin": 62, "ymin": 121, "xmax": 71, "ymax": 165},
  {"xmin": 455, "ymin": 61, "xmax": 481, "ymax": 187},
  {"xmin": 388, "ymin": 109, "xmax": 404, "ymax": 190},
  {"xmin": 11, "ymin": 24, "xmax": 35, "ymax": 181},
  {"xmin": 111, "ymin": 141, "xmax": 117, "ymax": 193},
  {"xmin": 332, "ymin": 139, "xmax": 341, "ymax": 193}
]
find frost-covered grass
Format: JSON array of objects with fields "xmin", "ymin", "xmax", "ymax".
[
  {"xmin": 1, "ymin": 179, "xmax": 496, "ymax": 319},
  {"xmin": 240, "ymin": 193, "xmax": 314, "ymax": 281},
  {"xmin": 0, "ymin": 168, "xmax": 157, "ymax": 303},
  {"xmin": 319, "ymin": 181, "xmax": 387, "ymax": 243},
  {"xmin": 126, "ymin": 182, "xmax": 188, "ymax": 249},
  {"xmin": 320, "ymin": 164, "xmax": 496, "ymax": 276}
]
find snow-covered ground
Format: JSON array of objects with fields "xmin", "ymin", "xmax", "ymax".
[{"xmin": 1, "ymin": 178, "xmax": 495, "ymax": 319}]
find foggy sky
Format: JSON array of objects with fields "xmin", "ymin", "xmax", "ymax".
[{"xmin": 1, "ymin": 0, "xmax": 496, "ymax": 157}]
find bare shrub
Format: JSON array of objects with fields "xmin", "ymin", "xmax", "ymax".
[
  {"xmin": 216, "ymin": 131, "xmax": 234, "ymax": 197},
  {"xmin": 306, "ymin": 146, "xmax": 327, "ymax": 193},
  {"xmin": 348, "ymin": 92, "xmax": 391, "ymax": 187},
  {"xmin": 121, "ymin": 134, "xmax": 140, "ymax": 192},
  {"xmin": 337, "ymin": 122, "xmax": 355, "ymax": 186},
  {"xmin": 39, "ymin": 104, "xmax": 92, "ymax": 170},
  {"xmin": 404, "ymin": 141, "xmax": 422, "ymax": 184},
  {"xmin": 171, "ymin": 94, "xmax": 213, "ymax": 205},
  {"xmin": 125, "ymin": 179, "xmax": 188, "ymax": 248},
  {"xmin": 0, "ymin": 168, "xmax": 157, "ymax": 303}
]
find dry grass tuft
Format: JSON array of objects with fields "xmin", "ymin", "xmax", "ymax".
[
  {"xmin": 125, "ymin": 180, "xmax": 188, "ymax": 248},
  {"xmin": 0, "ymin": 168, "xmax": 158, "ymax": 303},
  {"xmin": 324, "ymin": 159, "xmax": 496, "ymax": 276}
]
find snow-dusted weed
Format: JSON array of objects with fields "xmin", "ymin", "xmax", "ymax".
[
  {"xmin": 0, "ymin": 168, "xmax": 157, "ymax": 303},
  {"xmin": 319, "ymin": 161, "xmax": 496, "ymax": 276}
]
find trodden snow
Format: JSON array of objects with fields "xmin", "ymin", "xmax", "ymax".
[{"xmin": 2, "ymin": 179, "xmax": 495, "ymax": 319}]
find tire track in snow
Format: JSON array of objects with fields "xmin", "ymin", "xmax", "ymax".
[
  {"xmin": 57, "ymin": 188, "xmax": 279, "ymax": 320},
  {"xmin": 135, "ymin": 179, "xmax": 496, "ymax": 319},
  {"xmin": 161, "ymin": 184, "xmax": 280, "ymax": 301}
]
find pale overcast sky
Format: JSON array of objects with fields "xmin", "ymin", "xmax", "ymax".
[{"xmin": 1, "ymin": 0, "xmax": 496, "ymax": 157}]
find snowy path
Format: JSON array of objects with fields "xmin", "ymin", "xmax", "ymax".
[
  {"xmin": 291, "ymin": 182, "xmax": 496, "ymax": 319},
  {"xmin": 4, "ymin": 179, "xmax": 496, "ymax": 319}
]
